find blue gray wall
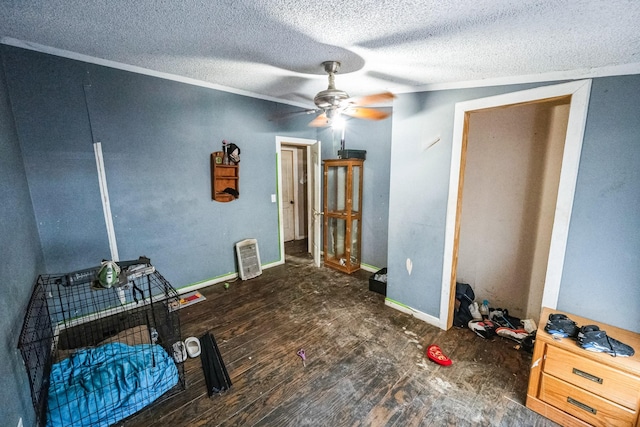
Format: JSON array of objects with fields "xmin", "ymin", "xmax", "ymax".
[
  {"xmin": 558, "ymin": 75, "xmax": 640, "ymax": 329},
  {"xmin": 387, "ymin": 76, "xmax": 640, "ymax": 332},
  {"xmin": 0, "ymin": 44, "xmax": 392, "ymax": 425},
  {"xmin": 2, "ymin": 45, "xmax": 393, "ymax": 286},
  {"xmin": 0, "ymin": 51, "xmax": 44, "ymax": 427},
  {"xmin": 1, "ymin": 45, "xmax": 315, "ymax": 288}
]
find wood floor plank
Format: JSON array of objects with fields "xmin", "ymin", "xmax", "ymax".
[
  {"xmin": 119, "ymin": 242, "xmax": 557, "ymax": 427},
  {"xmin": 234, "ymin": 342, "xmax": 376, "ymax": 426},
  {"xmin": 171, "ymin": 320, "xmax": 366, "ymax": 426},
  {"xmin": 146, "ymin": 293, "xmax": 367, "ymax": 425}
]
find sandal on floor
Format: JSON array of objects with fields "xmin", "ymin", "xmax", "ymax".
[{"xmin": 426, "ymin": 344, "xmax": 452, "ymax": 366}]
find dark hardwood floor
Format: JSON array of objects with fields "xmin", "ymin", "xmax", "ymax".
[{"xmin": 120, "ymin": 239, "xmax": 558, "ymax": 426}]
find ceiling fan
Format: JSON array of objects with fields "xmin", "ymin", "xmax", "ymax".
[{"xmin": 307, "ymin": 61, "xmax": 395, "ymax": 127}]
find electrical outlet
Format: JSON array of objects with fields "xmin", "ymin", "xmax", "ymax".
[{"xmin": 17, "ymin": 417, "xmax": 23, "ymax": 427}]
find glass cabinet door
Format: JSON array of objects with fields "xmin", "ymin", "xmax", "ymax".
[
  {"xmin": 326, "ymin": 165, "xmax": 347, "ymax": 212},
  {"xmin": 326, "ymin": 217, "xmax": 346, "ymax": 263},
  {"xmin": 351, "ymin": 165, "xmax": 360, "ymax": 215},
  {"xmin": 323, "ymin": 159, "xmax": 363, "ymax": 274},
  {"xmin": 349, "ymin": 218, "xmax": 359, "ymax": 265}
]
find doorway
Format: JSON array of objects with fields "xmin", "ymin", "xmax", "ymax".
[
  {"xmin": 275, "ymin": 136, "xmax": 322, "ymax": 267},
  {"xmin": 456, "ymin": 97, "xmax": 571, "ymax": 321},
  {"xmin": 440, "ymin": 80, "xmax": 592, "ymax": 330}
]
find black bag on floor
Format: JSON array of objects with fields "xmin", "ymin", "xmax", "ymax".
[
  {"xmin": 200, "ymin": 332, "xmax": 232, "ymax": 395},
  {"xmin": 453, "ymin": 282, "xmax": 475, "ymax": 327}
]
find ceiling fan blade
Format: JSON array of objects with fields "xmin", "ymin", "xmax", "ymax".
[
  {"xmin": 348, "ymin": 91, "xmax": 395, "ymax": 106},
  {"xmin": 308, "ymin": 112, "xmax": 330, "ymax": 127},
  {"xmin": 342, "ymin": 107, "xmax": 390, "ymax": 121},
  {"xmin": 269, "ymin": 108, "xmax": 317, "ymax": 122}
]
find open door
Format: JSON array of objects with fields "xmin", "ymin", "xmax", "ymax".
[
  {"xmin": 310, "ymin": 140, "xmax": 321, "ymax": 267},
  {"xmin": 281, "ymin": 149, "xmax": 295, "ymax": 242}
]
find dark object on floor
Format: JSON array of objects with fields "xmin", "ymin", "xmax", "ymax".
[
  {"xmin": 369, "ymin": 268, "xmax": 387, "ymax": 295},
  {"xmin": 521, "ymin": 331, "xmax": 536, "ymax": 353},
  {"xmin": 489, "ymin": 308, "xmax": 521, "ymax": 329},
  {"xmin": 468, "ymin": 319, "xmax": 497, "ymax": 339},
  {"xmin": 200, "ymin": 332, "xmax": 232, "ymax": 395},
  {"xmin": 577, "ymin": 325, "xmax": 635, "ymax": 357},
  {"xmin": 544, "ymin": 313, "xmax": 578, "ymax": 338},
  {"xmin": 453, "ymin": 282, "xmax": 475, "ymax": 327},
  {"xmin": 18, "ymin": 258, "xmax": 185, "ymax": 427}
]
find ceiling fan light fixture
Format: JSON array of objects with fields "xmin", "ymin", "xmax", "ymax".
[
  {"xmin": 331, "ymin": 116, "xmax": 346, "ymax": 130},
  {"xmin": 307, "ymin": 60, "xmax": 393, "ymax": 127}
]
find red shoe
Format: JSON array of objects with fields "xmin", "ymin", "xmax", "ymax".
[{"xmin": 426, "ymin": 344, "xmax": 452, "ymax": 366}]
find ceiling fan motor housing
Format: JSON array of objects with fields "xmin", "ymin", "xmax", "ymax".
[
  {"xmin": 314, "ymin": 88, "xmax": 350, "ymax": 109},
  {"xmin": 314, "ymin": 60, "xmax": 350, "ymax": 110}
]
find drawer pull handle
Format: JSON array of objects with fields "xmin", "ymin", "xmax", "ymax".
[
  {"xmin": 572, "ymin": 368, "xmax": 603, "ymax": 384},
  {"xmin": 567, "ymin": 397, "xmax": 597, "ymax": 415}
]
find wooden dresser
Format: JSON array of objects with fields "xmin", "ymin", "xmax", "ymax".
[{"xmin": 527, "ymin": 307, "xmax": 640, "ymax": 426}]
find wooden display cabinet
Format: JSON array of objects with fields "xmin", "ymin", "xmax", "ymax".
[
  {"xmin": 323, "ymin": 158, "xmax": 363, "ymax": 274},
  {"xmin": 211, "ymin": 152, "xmax": 239, "ymax": 202}
]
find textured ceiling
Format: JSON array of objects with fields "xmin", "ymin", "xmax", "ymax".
[{"xmin": 1, "ymin": 0, "xmax": 639, "ymax": 108}]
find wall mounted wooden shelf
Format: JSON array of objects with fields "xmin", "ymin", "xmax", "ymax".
[{"xmin": 211, "ymin": 153, "xmax": 239, "ymax": 202}]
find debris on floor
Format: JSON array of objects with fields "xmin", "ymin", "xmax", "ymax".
[
  {"xmin": 453, "ymin": 282, "xmax": 537, "ymax": 351},
  {"xmin": 169, "ymin": 290, "xmax": 206, "ymax": 311}
]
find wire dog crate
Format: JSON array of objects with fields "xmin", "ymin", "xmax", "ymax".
[{"xmin": 18, "ymin": 258, "xmax": 185, "ymax": 427}]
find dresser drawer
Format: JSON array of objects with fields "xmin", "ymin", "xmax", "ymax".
[
  {"xmin": 540, "ymin": 373, "xmax": 636, "ymax": 427},
  {"xmin": 544, "ymin": 345, "xmax": 640, "ymax": 409}
]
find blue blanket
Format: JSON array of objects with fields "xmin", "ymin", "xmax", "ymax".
[{"xmin": 47, "ymin": 343, "xmax": 178, "ymax": 427}]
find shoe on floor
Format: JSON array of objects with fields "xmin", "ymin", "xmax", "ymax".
[
  {"xmin": 426, "ymin": 344, "xmax": 452, "ymax": 366},
  {"xmin": 579, "ymin": 330, "xmax": 635, "ymax": 357},
  {"xmin": 185, "ymin": 336, "xmax": 202, "ymax": 358},
  {"xmin": 488, "ymin": 308, "xmax": 505, "ymax": 322},
  {"xmin": 496, "ymin": 327, "xmax": 529, "ymax": 343},
  {"xmin": 468, "ymin": 319, "xmax": 497, "ymax": 339},
  {"xmin": 544, "ymin": 313, "xmax": 578, "ymax": 338},
  {"xmin": 172, "ymin": 341, "xmax": 187, "ymax": 363},
  {"xmin": 469, "ymin": 302, "xmax": 482, "ymax": 320}
]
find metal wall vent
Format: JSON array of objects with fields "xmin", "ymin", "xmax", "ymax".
[{"xmin": 235, "ymin": 238, "xmax": 262, "ymax": 280}]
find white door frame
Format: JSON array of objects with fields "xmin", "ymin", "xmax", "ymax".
[
  {"xmin": 439, "ymin": 80, "xmax": 592, "ymax": 330},
  {"xmin": 275, "ymin": 136, "xmax": 321, "ymax": 265}
]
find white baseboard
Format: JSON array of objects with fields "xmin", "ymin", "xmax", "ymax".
[
  {"xmin": 360, "ymin": 263, "xmax": 380, "ymax": 273},
  {"xmin": 384, "ymin": 298, "xmax": 445, "ymax": 330},
  {"xmin": 175, "ymin": 260, "xmax": 283, "ymax": 295}
]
